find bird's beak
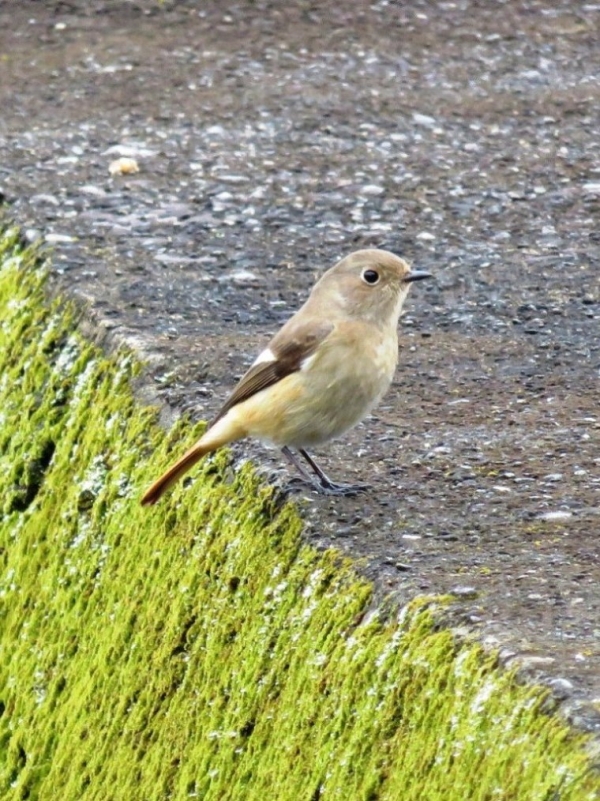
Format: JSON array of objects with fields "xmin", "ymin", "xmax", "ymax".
[{"xmin": 404, "ymin": 270, "xmax": 432, "ymax": 283}]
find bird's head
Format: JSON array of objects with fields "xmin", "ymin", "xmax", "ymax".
[{"xmin": 312, "ymin": 249, "xmax": 431, "ymax": 325}]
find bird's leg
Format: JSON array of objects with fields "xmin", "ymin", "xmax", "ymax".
[
  {"xmin": 280, "ymin": 446, "xmax": 368, "ymax": 496},
  {"xmin": 280, "ymin": 446, "xmax": 316, "ymax": 486},
  {"xmin": 297, "ymin": 448, "xmax": 370, "ymax": 497}
]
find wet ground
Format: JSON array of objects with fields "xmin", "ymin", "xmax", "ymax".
[{"xmin": 1, "ymin": 0, "xmax": 599, "ymax": 728}]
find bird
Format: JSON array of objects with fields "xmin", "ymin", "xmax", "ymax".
[{"xmin": 141, "ymin": 248, "xmax": 431, "ymax": 505}]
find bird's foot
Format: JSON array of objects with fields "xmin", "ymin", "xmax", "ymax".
[
  {"xmin": 283, "ymin": 476, "xmax": 370, "ymax": 497},
  {"xmin": 315, "ymin": 479, "xmax": 370, "ymax": 497}
]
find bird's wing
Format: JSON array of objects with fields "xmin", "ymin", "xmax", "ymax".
[{"xmin": 211, "ymin": 319, "xmax": 334, "ymax": 424}]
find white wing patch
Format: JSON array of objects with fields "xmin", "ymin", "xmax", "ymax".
[{"xmin": 252, "ymin": 347, "xmax": 276, "ymax": 366}]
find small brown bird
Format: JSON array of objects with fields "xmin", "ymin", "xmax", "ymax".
[{"xmin": 141, "ymin": 249, "xmax": 430, "ymax": 505}]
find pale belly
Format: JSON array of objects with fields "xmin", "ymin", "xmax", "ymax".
[{"xmin": 231, "ymin": 325, "xmax": 398, "ymax": 448}]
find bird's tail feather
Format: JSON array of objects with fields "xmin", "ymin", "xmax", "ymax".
[{"xmin": 141, "ymin": 415, "xmax": 244, "ymax": 506}]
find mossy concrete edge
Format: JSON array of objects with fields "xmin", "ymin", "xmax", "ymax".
[{"xmin": 0, "ymin": 227, "xmax": 598, "ymax": 800}]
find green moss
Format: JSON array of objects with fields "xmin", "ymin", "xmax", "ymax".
[{"xmin": 0, "ymin": 227, "xmax": 598, "ymax": 801}]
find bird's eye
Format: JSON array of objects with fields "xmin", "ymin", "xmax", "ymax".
[{"xmin": 362, "ymin": 269, "xmax": 380, "ymax": 285}]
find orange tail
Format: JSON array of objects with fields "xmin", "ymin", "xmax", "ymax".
[{"xmin": 141, "ymin": 415, "xmax": 245, "ymax": 506}]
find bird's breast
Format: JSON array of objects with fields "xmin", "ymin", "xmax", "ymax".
[
  {"xmin": 231, "ymin": 322, "xmax": 398, "ymax": 449},
  {"xmin": 287, "ymin": 322, "xmax": 397, "ymax": 446},
  {"xmin": 308, "ymin": 323, "xmax": 397, "ymax": 403}
]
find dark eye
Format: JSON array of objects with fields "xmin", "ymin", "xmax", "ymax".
[{"xmin": 362, "ymin": 269, "xmax": 380, "ymax": 285}]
